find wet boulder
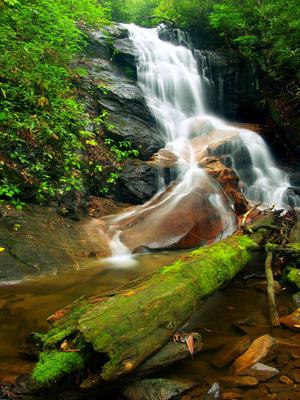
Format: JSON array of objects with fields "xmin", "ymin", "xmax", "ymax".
[
  {"xmin": 115, "ymin": 161, "xmax": 161, "ymax": 204},
  {"xmin": 105, "ymin": 172, "xmax": 235, "ymax": 252},
  {"xmin": 122, "ymin": 378, "xmax": 194, "ymax": 400}
]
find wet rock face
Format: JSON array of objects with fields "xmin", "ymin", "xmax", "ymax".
[
  {"xmin": 194, "ymin": 49, "xmax": 263, "ymax": 121},
  {"xmin": 114, "ymin": 161, "xmax": 162, "ymax": 204},
  {"xmin": 79, "ymin": 27, "xmax": 164, "ymax": 160},
  {"xmin": 0, "ymin": 203, "xmax": 110, "ymax": 283}
]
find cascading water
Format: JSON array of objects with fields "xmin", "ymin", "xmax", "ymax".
[{"xmin": 103, "ymin": 23, "xmax": 299, "ymax": 263}]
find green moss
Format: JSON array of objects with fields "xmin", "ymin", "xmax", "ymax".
[
  {"xmin": 43, "ymin": 327, "xmax": 75, "ymax": 348},
  {"xmin": 32, "ymin": 351, "xmax": 85, "ymax": 384},
  {"xmin": 284, "ymin": 267, "xmax": 300, "ymax": 290},
  {"xmin": 160, "ymin": 259, "xmax": 183, "ymax": 275},
  {"xmin": 287, "ymin": 243, "xmax": 300, "ymax": 252}
]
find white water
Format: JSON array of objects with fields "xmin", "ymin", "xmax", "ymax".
[{"xmin": 106, "ymin": 24, "xmax": 299, "ymax": 261}]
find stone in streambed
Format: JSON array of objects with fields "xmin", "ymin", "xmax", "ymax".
[
  {"xmin": 233, "ymin": 335, "xmax": 279, "ymax": 373},
  {"xmin": 249, "ymin": 280, "xmax": 282, "ymax": 294},
  {"xmin": 122, "ymin": 378, "xmax": 194, "ymax": 400},
  {"xmin": 280, "ymin": 308, "xmax": 300, "ymax": 332},
  {"xmin": 218, "ymin": 376, "xmax": 258, "ymax": 387},
  {"xmin": 266, "ymin": 382, "xmax": 297, "ymax": 393},
  {"xmin": 291, "ymin": 369, "xmax": 300, "ymax": 384},
  {"xmin": 238, "ymin": 363, "xmax": 279, "ymax": 382},
  {"xmin": 212, "ymin": 335, "xmax": 251, "ymax": 369},
  {"xmin": 222, "ymin": 392, "xmax": 243, "ymax": 399},
  {"xmin": 202, "ymin": 382, "xmax": 221, "ymax": 399},
  {"xmin": 291, "ymin": 349, "xmax": 300, "ymax": 359}
]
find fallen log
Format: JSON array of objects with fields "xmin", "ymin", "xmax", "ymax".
[
  {"xmin": 25, "ymin": 212, "xmax": 296, "ymax": 397},
  {"xmin": 30, "ymin": 236, "xmax": 261, "ymax": 386}
]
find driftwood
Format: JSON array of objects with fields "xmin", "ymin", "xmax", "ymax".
[
  {"xmin": 265, "ymin": 247, "xmax": 280, "ymax": 327},
  {"xmin": 23, "ymin": 211, "xmax": 299, "ymax": 398}
]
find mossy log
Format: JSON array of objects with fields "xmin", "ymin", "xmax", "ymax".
[{"xmin": 31, "ymin": 231, "xmax": 261, "ymax": 391}]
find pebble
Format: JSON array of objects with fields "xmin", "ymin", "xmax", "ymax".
[
  {"xmin": 218, "ymin": 376, "xmax": 258, "ymax": 387},
  {"xmin": 291, "ymin": 349, "xmax": 300, "ymax": 359},
  {"xmin": 279, "ymin": 375, "xmax": 295, "ymax": 386},
  {"xmin": 222, "ymin": 392, "xmax": 243, "ymax": 399},
  {"xmin": 279, "ymin": 308, "xmax": 300, "ymax": 332},
  {"xmin": 238, "ymin": 362, "xmax": 279, "ymax": 382}
]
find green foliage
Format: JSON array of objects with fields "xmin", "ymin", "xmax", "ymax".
[
  {"xmin": 110, "ymin": 0, "xmax": 158, "ymax": 25},
  {"xmin": 113, "ymin": 0, "xmax": 299, "ymax": 87},
  {"xmin": 209, "ymin": 0, "xmax": 300, "ymax": 81},
  {"xmin": 104, "ymin": 138, "xmax": 139, "ymax": 162},
  {"xmin": 0, "ymin": 0, "xmax": 110, "ymax": 204},
  {"xmin": 32, "ymin": 351, "xmax": 85, "ymax": 384}
]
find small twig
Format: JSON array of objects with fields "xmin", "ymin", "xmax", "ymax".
[
  {"xmin": 241, "ymin": 202, "xmax": 262, "ymax": 227},
  {"xmin": 265, "ymin": 246, "xmax": 281, "ymax": 328}
]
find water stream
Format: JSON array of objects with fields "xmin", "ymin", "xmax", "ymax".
[{"xmin": 106, "ymin": 24, "xmax": 300, "ymax": 260}]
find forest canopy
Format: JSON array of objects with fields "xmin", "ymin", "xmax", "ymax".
[{"xmin": 110, "ymin": 0, "xmax": 300, "ymax": 82}]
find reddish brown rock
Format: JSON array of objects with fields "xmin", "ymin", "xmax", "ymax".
[
  {"xmin": 150, "ymin": 149, "xmax": 178, "ymax": 166},
  {"xmin": 291, "ymin": 349, "xmax": 300, "ymax": 359},
  {"xmin": 103, "ymin": 173, "xmax": 235, "ymax": 252},
  {"xmin": 239, "ymin": 363, "xmax": 279, "ymax": 382},
  {"xmin": 242, "ymin": 386, "xmax": 269, "ymax": 400},
  {"xmin": 212, "ymin": 336, "xmax": 251, "ymax": 369},
  {"xmin": 201, "ymin": 157, "xmax": 249, "ymax": 215},
  {"xmin": 233, "ymin": 335, "xmax": 279, "ymax": 373},
  {"xmin": 222, "ymin": 392, "xmax": 243, "ymax": 399},
  {"xmin": 219, "ymin": 376, "xmax": 258, "ymax": 387},
  {"xmin": 280, "ymin": 375, "xmax": 295, "ymax": 386},
  {"xmin": 280, "ymin": 308, "xmax": 300, "ymax": 332}
]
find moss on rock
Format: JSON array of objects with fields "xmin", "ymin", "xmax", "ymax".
[
  {"xmin": 284, "ymin": 267, "xmax": 300, "ymax": 290},
  {"xmin": 32, "ymin": 351, "xmax": 85, "ymax": 384}
]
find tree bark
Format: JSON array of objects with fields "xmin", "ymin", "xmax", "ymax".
[{"xmin": 31, "ymin": 230, "xmax": 263, "ymax": 390}]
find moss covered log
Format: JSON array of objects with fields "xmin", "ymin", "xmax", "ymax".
[{"xmin": 31, "ymin": 232, "xmax": 259, "ymax": 389}]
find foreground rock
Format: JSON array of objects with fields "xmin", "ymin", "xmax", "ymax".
[
  {"xmin": 218, "ymin": 376, "xmax": 258, "ymax": 388},
  {"xmin": 122, "ymin": 378, "xmax": 194, "ymax": 400},
  {"xmin": 233, "ymin": 335, "xmax": 279, "ymax": 373},
  {"xmin": 238, "ymin": 363, "xmax": 280, "ymax": 382},
  {"xmin": 280, "ymin": 308, "xmax": 300, "ymax": 332},
  {"xmin": 0, "ymin": 203, "xmax": 110, "ymax": 283}
]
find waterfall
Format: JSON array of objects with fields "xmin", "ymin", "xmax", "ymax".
[{"xmin": 104, "ymin": 23, "xmax": 299, "ymax": 262}]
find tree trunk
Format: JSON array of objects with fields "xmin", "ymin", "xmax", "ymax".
[{"xmin": 31, "ymin": 231, "xmax": 263, "ymax": 390}]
